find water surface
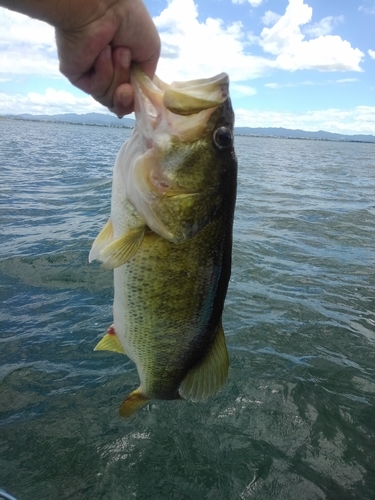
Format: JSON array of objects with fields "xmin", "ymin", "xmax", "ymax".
[{"xmin": 1, "ymin": 120, "xmax": 374, "ymax": 499}]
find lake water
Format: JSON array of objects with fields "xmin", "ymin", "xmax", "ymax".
[{"xmin": 0, "ymin": 119, "xmax": 374, "ymax": 500}]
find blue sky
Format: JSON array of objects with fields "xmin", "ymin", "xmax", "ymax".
[{"xmin": 0, "ymin": 0, "xmax": 374, "ymax": 134}]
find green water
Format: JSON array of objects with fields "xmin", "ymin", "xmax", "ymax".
[{"xmin": 1, "ymin": 120, "xmax": 374, "ymax": 499}]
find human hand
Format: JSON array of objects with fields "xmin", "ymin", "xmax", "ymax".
[{"xmin": 54, "ymin": 0, "xmax": 160, "ymax": 117}]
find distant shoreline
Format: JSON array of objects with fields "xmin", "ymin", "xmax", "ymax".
[
  {"xmin": 1, "ymin": 115, "xmax": 133, "ymax": 130},
  {"xmin": 2, "ymin": 113, "xmax": 375, "ymax": 144}
]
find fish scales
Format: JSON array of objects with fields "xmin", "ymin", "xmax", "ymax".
[
  {"xmin": 115, "ymin": 218, "xmax": 229, "ymax": 397},
  {"xmin": 90, "ymin": 65, "xmax": 237, "ymax": 417}
]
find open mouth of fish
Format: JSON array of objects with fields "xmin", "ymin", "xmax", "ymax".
[{"xmin": 131, "ymin": 64, "xmax": 230, "ymax": 146}]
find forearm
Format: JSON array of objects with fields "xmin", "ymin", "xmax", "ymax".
[{"xmin": 0, "ymin": 0, "xmax": 118, "ymax": 29}]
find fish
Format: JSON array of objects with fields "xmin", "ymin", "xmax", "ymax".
[{"xmin": 89, "ymin": 65, "xmax": 237, "ymax": 417}]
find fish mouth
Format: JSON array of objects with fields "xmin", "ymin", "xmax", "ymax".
[
  {"xmin": 160, "ymin": 73, "xmax": 229, "ymax": 116},
  {"xmin": 131, "ymin": 64, "xmax": 230, "ymax": 143}
]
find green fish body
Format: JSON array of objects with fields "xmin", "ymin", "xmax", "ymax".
[{"xmin": 90, "ymin": 66, "xmax": 237, "ymax": 417}]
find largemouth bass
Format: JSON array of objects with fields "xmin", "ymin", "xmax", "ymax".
[{"xmin": 89, "ymin": 65, "xmax": 237, "ymax": 417}]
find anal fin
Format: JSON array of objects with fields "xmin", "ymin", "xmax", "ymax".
[
  {"xmin": 179, "ymin": 320, "xmax": 229, "ymax": 402},
  {"xmin": 94, "ymin": 325, "xmax": 126, "ymax": 355},
  {"xmin": 120, "ymin": 388, "xmax": 149, "ymax": 418}
]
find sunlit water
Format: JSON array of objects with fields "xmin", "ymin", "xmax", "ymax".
[{"xmin": 1, "ymin": 119, "xmax": 374, "ymax": 500}]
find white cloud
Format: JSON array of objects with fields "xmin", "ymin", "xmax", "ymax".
[
  {"xmin": 358, "ymin": 4, "xmax": 375, "ymax": 14},
  {"xmin": 264, "ymin": 82, "xmax": 280, "ymax": 89},
  {"xmin": 369, "ymin": 49, "xmax": 375, "ymax": 59},
  {"xmin": 154, "ymin": 0, "xmax": 363, "ymax": 87},
  {"xmin": 0, "ymin": 1, "xmax": 364, "ymax": 85},
  {"xmin": 259, "ymin": 0, "xmax": 363, "ymax": 71},
  {"xmin": 304, "ymin": 15, "xmax": 343, "ymax": 37},
  {"xmin": 260, "ymin": 0, "xmax": 312, "ymax": 55},
  {"xmin": 235, "ymin": 106, "xmax": 375, "ymax": 135},
  {"xmin": 0, "ymin": 8, "xmax": 59, "ymax": 77},
  {"xmin": 232, "ymin": 0, "xmax": 264, "ymax": 6},
  {"xmin": 336, "ymin": 78, "xmax": 360, "ymax": 83},
  {"xmin": 0, "ymin": 8, "xmax": 55, "ymax": 45},
  {"xmin": 265, "ymin": 77, "xmax": 359, "ymax": 88},
  {"xmin": 262, "ymin": 11, "xmax": 281, "ymax": 26},
  {"xmin": 0, "ymin": 88, "xmax": 104, "ymax": 115},
  {"xmin": 154, "ymin": 0, "xmax": 272, "ymax": 82},
  {"xmin": 231, "ymin": 83, "xmax": 257, "ymax": 95}
]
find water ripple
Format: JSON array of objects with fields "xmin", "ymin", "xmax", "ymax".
[{"xmin": 1, "ymin": 122, "xmax": 374, "ymax": 499}]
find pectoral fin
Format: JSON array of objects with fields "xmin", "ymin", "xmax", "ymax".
[
  {"xmin": 179, "ymin": 321, "xmax": 229, "ymax": 402},
  {"xmin": 89, "ymin": 217, "xmax": 146, "ymax": 268},
  {"xmin": 120, "ymin": 388, "xmax": 149, "ymax": 418},
  {"xmin": 89, "ymin": 218, "xmax": 114, "ymax": 263},
  {"xmin": 98, "ymin": 225, "xmax": 146, "ymax": 268},
  {"xmin": 94, "ymin": 325, "xmax": 126, "ymax": 355}
]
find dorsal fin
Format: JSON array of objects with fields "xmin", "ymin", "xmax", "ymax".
[{"xmin": 179, "ymin": 320, "xmax": 229, "ymax": 402}]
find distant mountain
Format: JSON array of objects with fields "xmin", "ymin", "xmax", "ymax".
[
  {"xmin": 3, "ymin": 113, "xmax": 375, "ymax": 142},
  {"xmin": 234, "ymin": 126, "xmax": 375, "ymax": 143}
]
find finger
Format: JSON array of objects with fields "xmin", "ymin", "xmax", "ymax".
[
  {"xmin": 97, "ymin": 47, "xmax": 131, "ymax": 112},
  {"xmin": 111, "ymin": 83, "xmax": 134, "ymax": 118},
  {"xmin": 70, "ymin": 45, "xmax": 114, "ymax": 99}
]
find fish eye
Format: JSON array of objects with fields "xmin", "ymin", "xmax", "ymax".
[{"xmin": 213, "ymin": 126, "xmax": 233, "ymax": 149}]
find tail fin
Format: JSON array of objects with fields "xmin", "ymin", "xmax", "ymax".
[{"xmin": 119, "ymin": 388, "xmax": 149, "ymax": 418}]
